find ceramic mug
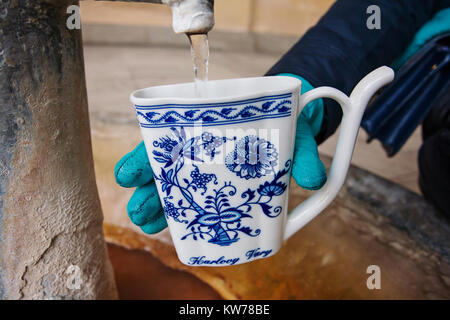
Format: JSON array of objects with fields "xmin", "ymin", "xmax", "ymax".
[{"xmin": 130, "ymin": 66, "xmax": 394, "ymax": 266}]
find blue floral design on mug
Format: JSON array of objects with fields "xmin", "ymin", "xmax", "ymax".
[
  {"xmin": 152, "ymin": 126, "xmax": 291, "ymax": 247},
  {"xmin": 225, "ymin": 135, "xmax": 278, "ymax": 179}
]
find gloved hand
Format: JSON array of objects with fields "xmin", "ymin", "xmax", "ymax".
[
  {"xmin": 392, "ymin": 8, "xmax": 450, "ymax": 69},
  {"xmin": 115, "ymin": 76, "xmax": 327, "ymax": 234}
]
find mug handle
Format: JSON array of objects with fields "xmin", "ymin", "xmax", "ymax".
[{"xmin": 284, "ymin": 66, "xmax": 395, "ymax": 241}]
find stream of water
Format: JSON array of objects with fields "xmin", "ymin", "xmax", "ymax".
[{"xmin": 188, "ymin": 33, "xmax": 209, "ymax": 97}]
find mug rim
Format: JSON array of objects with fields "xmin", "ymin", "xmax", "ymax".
[{"xmin": 130, "ymin": 76, "xmax": 301, "ymax": 106}]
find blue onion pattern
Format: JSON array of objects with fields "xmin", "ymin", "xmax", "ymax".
[
  {"xmin": 153, "ymin": 127, "xmax": 290, "ymax": 247},
  {"xmin": 225, "ymin": 136, "xmax": 278, "ymax": 179}
]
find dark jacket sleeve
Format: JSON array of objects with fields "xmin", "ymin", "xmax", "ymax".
[{"xmin": 266, "ymin": 0, "xmax": 450, "ymax": 144}]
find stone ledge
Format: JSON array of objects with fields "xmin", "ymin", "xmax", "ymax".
[{"xmin": 82, "ymin": 23, "xmax": 299, "ymax": 55}]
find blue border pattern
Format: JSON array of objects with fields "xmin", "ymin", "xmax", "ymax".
[{"xmin": 135, "ymin": 93, "xmax": 292, "ymax": 128}]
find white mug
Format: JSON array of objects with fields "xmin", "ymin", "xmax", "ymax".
[{"xmin": 130, "ymin": 66, "xmax": 394, "ymax": 266}]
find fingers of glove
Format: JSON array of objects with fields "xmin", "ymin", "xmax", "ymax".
[
  {"xmin": 300, "ymin": 98, "xmax": 324, "ymax": 137},
  {"xmin": 140, "ymin": 214, "xmax": 168, "ymax": 235},
  {"xmin": 292, "ymin": 115, "xmax": 327, "ymax": 190},
  {"xmin": 127, "ymin": 182, "xmax": 164, "ymax": 229},
  {"xmin": 277, "ymin": 73, "xmax": 324, "ymax": 136},
  {"xmin": 115, "ymin": 141, "xmax": 154, "ymax": 188}
]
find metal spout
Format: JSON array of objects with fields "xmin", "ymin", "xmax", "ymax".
[
  {"xmin": 103, "ymin": 0, "xmax": 214, "ymax": 34},
  {"xmin": 165, "ymin": 0, "xmax": 215, "ymax": 34}
]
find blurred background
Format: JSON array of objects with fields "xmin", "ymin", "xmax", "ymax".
[{"xmin": 79, "ymin": 0, "xmax": 429, "ymax": 299}]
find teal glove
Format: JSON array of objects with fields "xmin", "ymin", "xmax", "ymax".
[
  {"xmin": 115, "ymin": 76, "xmax": 327, "ymax": 234},
  {"xmin": 278, "ymin": 74, "xmax": 327, "ymax": 190},
  {"xmin": 392, "ymin": 8, "xmax": 450, "ymax": 69},
  {"xmin": 115, "ymin": 142, "xmax": 167, "ymax": 233}
]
